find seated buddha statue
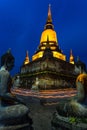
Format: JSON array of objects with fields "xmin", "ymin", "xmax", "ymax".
[
  {"xmin": 0, "ymin": 49, "xmax": 33, "ymax": 129},
  {"xmin": 0, "ymin": 49, "xmax": 15, "ymax": 106},
  {"xmin": 56, "ymin": 73, "xmax": 87, "ymax": 118}
]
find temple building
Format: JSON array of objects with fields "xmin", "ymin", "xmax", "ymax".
[{"xmin": 19, "ymin": 5, "xmax": 86, "ymax": 89}]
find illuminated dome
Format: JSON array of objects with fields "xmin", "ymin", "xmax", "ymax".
[
  {"xmin": 32, "ymin": 4, "xmax": 66, "ymax": 61},
  {"xmin": 40, "ymin": 29, "xmax": 58, "ymax": 44},
  {"xmin": 40, "ymin": 5, "xmax": 58, "ymax": 44}
]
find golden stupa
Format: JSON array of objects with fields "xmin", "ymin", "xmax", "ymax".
[
  {"xmin": 32, "ymin": 5, "xmax": 66, "ymax": 61},
  {"xmin": 19, "ymin": 5, "xmax": 86, "ymax": 89}
]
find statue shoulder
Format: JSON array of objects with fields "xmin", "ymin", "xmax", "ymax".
[{"xmin": 0, "ymin": 67, "xmax": 10, "ymax": 77}]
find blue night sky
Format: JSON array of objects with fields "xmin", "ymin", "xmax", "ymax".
[{"xmin": 0, "ymin": 0, "xmax": 87, "ymax": 75}]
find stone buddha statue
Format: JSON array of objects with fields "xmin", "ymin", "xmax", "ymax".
[
  {"xmin": 56, "ymin": 73, "xmax": 87, "ymax": 118},
  {"xmin": 0, "ymin": 49, "xmax": 15, "ymax": 105},
  {"xmin": 0, "ymin": 49, "xmax": 33, "ymax": 130}
]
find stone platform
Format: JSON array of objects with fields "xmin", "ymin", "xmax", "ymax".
[
  {"xmin": 51, "ymin": 112, "xmax": 87, "ymax": 130},
  {"xmin": 0, "ymin": 104, "xmax": 33, "ymax": 130}
]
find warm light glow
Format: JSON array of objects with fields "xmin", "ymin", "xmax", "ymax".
[
  {"xmin": 41, "ymin": 47, "xmax": 46, "ymax": 50},
  {"xmin": 69, "ymin": 49, "xmax": 74, "ymax": 64},
  {"xmin": 76, "ymin": 73, "xmax": 87, "ymax": 84},
  {"xmin": 70, "ymin": 61, "xmax": 74, "ymax": 64},
  {"xmin": 70, "ymin": 55, "xmax": 74, "ymax": 64},
  {"xmin": 49, "ymin": 42, "xmax": 54, "ymax": 45},
  {"xmin": 53, "ymin": 51, "xmax": 66, "ymax": 61},
  {"xmin": 24, "ymin": 51, "xmax": 30, "ymax": 65},
  {"xmin": 24, "ymin": 60, "xmax": 29, "ymax": 65},
  {"xmin": 50, "ymin": 46, "xmax": 56, "ymax": 50},
  {"xmin": 43, "ymin": 43, "xmax": 47, "ymax": 45},
  {"xmin": 32, "ymin": 51, "xmax": 66, "ymax": 61},
  {"xmin": 32, "ymin": 51, "xmax": 44, "ymax": 61},
  {"xmin": 70, "ymin": 56, "xmax": 74, "ymax": 64},
  {"xmin": 40, "ymin": 29, "xmax": 58, "ymax": 44},
  {"xmin": 41, "ymin": 46, "xmax": 56, "ymax": 50}
]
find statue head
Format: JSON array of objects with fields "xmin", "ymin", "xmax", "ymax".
[
  {"xmin": 1, "ymin": 49, "xmax": 15, "ymax": 71},
  {"xmin": 76, "ymin": 73, "xmax": 87, "ymax": 103}
]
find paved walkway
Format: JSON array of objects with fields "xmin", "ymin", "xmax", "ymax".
[{"xmin": 11, "ymin": 88, "xmax": 77, "ymax": 130}]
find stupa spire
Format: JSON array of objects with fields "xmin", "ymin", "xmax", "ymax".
[
  {"xmin": 47, "ymin": 4, "xmax": 52, "ymax": 23},
  {"xmin": 44, "ymin": 4, "xmax": 54, "ymax": 30},
  {"xmin": 24, "ymin": 51, "xmax": 30, "ymax": 65},
  {"xmin": 70, "ymin": 49, "xmax": 73, "ymax": 55},
  {"xmin": 69, "ymin": 49, "xmax": 74, "ymax": 64},
  {"xmin": 26, "ymin": 51, "xmax": 29, "ymax": 57}
]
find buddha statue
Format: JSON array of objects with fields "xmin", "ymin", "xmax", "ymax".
[
  {"xmin": 56, "ymin": 73, "xmax": 87, "ymax": 118},
  {"xmin": 0, "ymin": 49, "xmax": 33, "ymax": 129},
  {"xmin": 0, "ymin": 49, "xmax": 15, "ymax": 105}
]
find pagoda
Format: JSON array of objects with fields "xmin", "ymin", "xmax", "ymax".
[
  {"xmin": 19, "ymin": 5, "xmax": 86, "ymax": 89},
  {"xmin": 32, "ymin": 4, "xmax": 66, "ymax": 61}
]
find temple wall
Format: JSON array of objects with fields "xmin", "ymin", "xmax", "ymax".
[
  {"xmin": 20, "ymin": 56, "xmax": 76, "ymax": 89},
  {"xmin": 20, "ymin": 74, "xmax": 75, "ymax": 89},
  {"xmin": 21, "ymin": 57, "xmax": 75, "ymax": 75}
]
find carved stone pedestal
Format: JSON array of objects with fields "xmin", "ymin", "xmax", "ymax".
[
  {"xmin": 0, "ymin": 104, "xmax": 33, "ymax": 130},
  {"xmin": 51, "ymin": 112, "xmax": 87, "ymax": 130}
]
